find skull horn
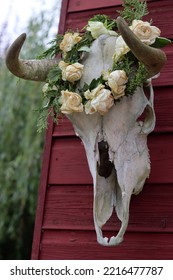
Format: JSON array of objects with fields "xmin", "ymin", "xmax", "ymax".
[
  {"xmin": 5, "ymin": 33, "xmax": 59, "ymax": 81},
  {"xmin": 116, "ymin": 17, "xmax": 167, "ymax": 77}
]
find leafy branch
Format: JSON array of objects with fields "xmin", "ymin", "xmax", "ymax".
[{"xmin": 118, "ymin": 0, "xmax": 148, "ymax": 24}]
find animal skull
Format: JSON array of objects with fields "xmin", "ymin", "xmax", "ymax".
[
  {"xmin": 67, "ymin": 34, "xmax": 156, "ymax": 246},
  {"xmin": 5, "ymin": 17, "xmax": 166, "ymax": 246}
]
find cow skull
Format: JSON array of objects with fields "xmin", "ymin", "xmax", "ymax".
[{"xmin": 6, "ymin": 17, "xmax": 166, "ymax": 246}]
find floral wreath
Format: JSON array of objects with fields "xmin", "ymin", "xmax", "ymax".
[{"xmin": 37, "ymin": 0, "xmax": 170, "ymax": 132}]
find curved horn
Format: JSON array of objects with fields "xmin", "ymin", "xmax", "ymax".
[
  {"xmin": 5, "ymin": 33, "xmax": 59, "ymax": 81},
  {"xmin": 116, "ymin": 17, "xmax": 167, "ymax": 78}
]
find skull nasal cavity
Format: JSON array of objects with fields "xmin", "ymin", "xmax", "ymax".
[{"xmin": 97, "ymin": 140, "xmax": 114, "ymax": 178}]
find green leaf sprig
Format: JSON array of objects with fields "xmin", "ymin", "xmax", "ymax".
[{"xmin": 118, "ymin": 0, "xmax": 148, "ymax": 24}]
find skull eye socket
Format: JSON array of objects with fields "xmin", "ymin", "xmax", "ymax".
[
  {"xmin": 137, "ymin": 104, "xmax": 156, "ymax": 134},
  {"xmin": 136, "ymin": 84, "xmax": 156, "ymax": 134},
  {"xmin": 137, "ymin": 106, "xmax": 147, "ymax": 125}
]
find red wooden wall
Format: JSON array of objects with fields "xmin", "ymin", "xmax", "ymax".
[{"xmin": 31, "ymin": 0, "xmax": 173, "ymax": 259}]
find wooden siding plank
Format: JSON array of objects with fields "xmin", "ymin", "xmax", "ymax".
[
  {"xmin": 158, "ymin": 59, "xmax": 173, "ymax": 87},
  {"xmin": 42, "ymin": 184, "xmax": 173, "ymax": 233},
  {"xmin": 53, "ymin": 117, "xmax": 75, "ymax": 137},
  {"xmin": 48, "ymin": 134, "xmax": 173, "ymax": 185},
  {"xmin": 39, "ymin": 230, "xmax": 173, "ymax": 260},
  {"xmin": 31, "ymin": 116, "xmax": 54, "ymax": 260},
  {"xmin": 154, "ymin": 86, "xmax": 173, "ymax": 132},
  {"xmin": 68, "ymin": 0, "xmax": 153, "ymax": 13},
  {"xmin": 153, "ymin": 44, "xmax": 173, "ymax": 87},
  {"xmin": 68, "ymin": 0, "xmax": 121, "ymax": 12},
  {"xmin": 48, "ymin": 137, "xmax": 91, "ymax": 184},
  {"xmin": 58, "ymin": 0, "xmax": 69, "ymax": 34},
  {"xmin": 149, "ymin": 134, "xmax": 173, "ymax": 184}
]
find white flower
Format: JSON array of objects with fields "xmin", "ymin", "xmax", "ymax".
[
  {"xmin": 113, "ymin": 35, "xmax": 130, "ymax": 62},
  {"xmin": 84, "ymin": 84, "xmax": 105, "ymax": 100},
  {"xmin": 130, "ymin": 19, "xmax": 161, "ymax": 45},
  {"xmin": 102, "ymin": 70, "xmax": 110, "ymax": 81},
  {"xmin": 85, "ymin": 100, "xmax": 97, "ymax": 115},
  {"xmin": 60, "ymin": 32, "xmax": 82, "ymax": 52},
  {"xmin": 59, "ymin": 60, "xmax": 69, "ymax": 70},
  {"xmin": 60, "ymin": 62, "xmax": 84, "ymax": 83},
  {"xmin": 87, "ymin": 21, "xmax": 117, "ymax": 39},
  {"xmin": 84, "ymin": 85, "xmax": 114, "ymax": 115},
  {"xmin": 60, "ymin": 90, "xmax": 83, "ymax": 114},
  {"xmin": 108, "ymin": 70, "xmax": 128, "ymax": 100},
  {"xmin": 91, "ymin": 89, "xmax": 114, "ymax": 115}
]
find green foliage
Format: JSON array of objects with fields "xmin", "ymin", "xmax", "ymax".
[
  {"xmin": 118, "ymin": 0, "xmax": 148, "ymax": 24},
  {"xmin": 37, "ymin": 35, "xmax": 64, "ymax": 59},
  {"xmin": 113, "ymin": 53, "xmax": 148, "ymax": 95},
  {"xmin": 0, "ymin": 4, "xmax": 59, "ymax": 259},
  {"xmin": 64, "ymin": 31, "xmax": 94, "ymax": 63},
  {"xmin": 151, "ymin": 37, "xmax": 171, "ymax": 48},
  {"xmin": 0, "ymin": 63, "xmax": 44, "ymax": 259},
  {"xmin": 88, "ymin": 14, "xmax": 117, "ymax": 30},
  {"xmin": 126, "ymin": 62, "xmax": 148, "ymax": 95}
]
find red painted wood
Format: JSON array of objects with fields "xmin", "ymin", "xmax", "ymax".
[
  {"xmin": 42, "ymin": 184, "xmax": 173, "ymax": 233},
  {"xmin": 31, "ymin": 116, "xmax": 54, "ymax": 260},
  {"xmin": 68, "ymin": 0, "xmax": 153, "ymax": 12},
  {"xmin": 153, "ymin": 44, "xmax": 173, "ymax": 87},
  {"xmin": 58, "ymin": 0, "xmax": 69, "ymax": 34},
  {"xmin": 53, "ymin": 117, "xmax": 74, "ymax": 137},
  {"xmin": 48, "ymin": 134, "xmax": 173, "ymax": 185},
  {"xmin": 154, "ymin": 86, "xmax": 173, "ymax": 132},
  {"xmin": 48, "ymin": 137, "xmax": 91, "ymax": 184},
  {"xmin": 39, "ymin": 231, "xmax": 173, "ymax": 260},
  {"xmin": 68, "ymin": 0, "xmax": 122, "ymax": 12}
]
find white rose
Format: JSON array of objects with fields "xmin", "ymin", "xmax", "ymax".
[
  {"xmin": 60, "ymin": 90, "xmax": 83, "ymax": 114},
  {"xmin": 59, "ymin": 60, "xmax": 69, "ymax": 70},
  {"xmin": 130, "ymin": 20, "xmax": 161, "ymax": 45},
  {"xmin": 60, "ymin": 32, "xmax": 82, "ymax": 52},
  {"xmin": 85, "ymin": 85, "xmax": 114, "ymax": 115},
  {"xmin": 102, "ymin": 70, "xmax": 110, "ymax": 81},
  {"xmin": 91, "ymin": 89, "xmax": 114, "ymax": 115},
  {"xmin": 113, "ymin": 35, "xmax": 130, "ymax": 62},
  {"xmin": 87, "ymin": 21, "xmax": 117, "ymax": 39},
  {"xmin": 84, "ymin": 84, "xmax": 105, "ymax": 100},
  {"xmin": 61, "ymin": 62, "xmax": 84, "ymax": 83},
  {"xmin": 108, "ymin": 70, "xmax": 128, "ymax": 100},
  {"xmin": 85, "ymin": 100, "xmax": 97, "ymax": 115}
]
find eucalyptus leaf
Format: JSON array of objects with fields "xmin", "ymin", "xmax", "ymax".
[
  {"xmin": 81, "ymin": 82, "xmax": 90, "ymax": 92},
  {"xmin": 78, "ymin": 46, "xmax": 91, "ymax": 52},
  {"xmin": 151, "ymin": 37, "xmax": 171, "ymax": 48},
  {"xmin": 89, "ymin": 78, "xmax": 101, "ymax": 90}
]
